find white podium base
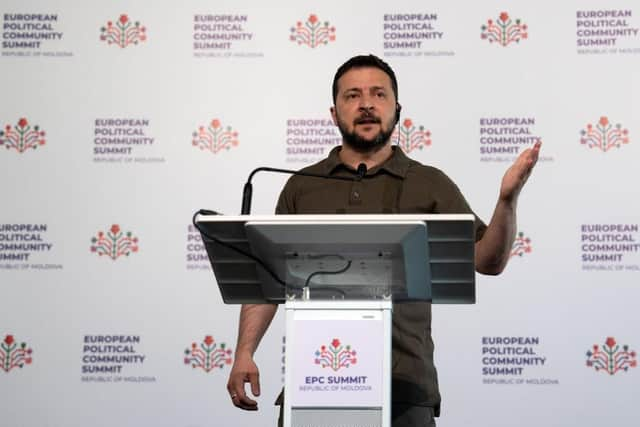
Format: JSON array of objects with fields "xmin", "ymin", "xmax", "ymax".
[{"xmin": 283, "ymin": 300, "xmax": 392, "ymax": 427}]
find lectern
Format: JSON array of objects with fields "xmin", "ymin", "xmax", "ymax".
[{"xmin": 195, "ymin": 214, "xmax": 477, "ymax": 427}]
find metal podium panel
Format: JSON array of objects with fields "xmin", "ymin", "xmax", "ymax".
[
  {"xmin": 195, "ymin": 214, "xmax": 476, "ymax": 304},
  {"xmin": 246, "ymin": 221, "xmax": 429, "ymax": 301},
  {"xmin": 290, "ymin": 409, "xmax": 381, "ymax": 427}
]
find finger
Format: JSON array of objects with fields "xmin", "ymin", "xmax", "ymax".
[
  {"xmin": 227, "ymin": 372, "xmax": 245, "ymax": 395},
  {"xmin": 521, "ymin": 140, "xmax": 541, "ymax": 157},
  {"xmin": 249, "ymin": 371, "xmax": 261, "ymax": 397},
  {"xmin": 512, "ymin": 153, "xmax": 532, "ymax": 179},
  {"xmin": 236, "ymin": 393, "xmax": 258, "ymax": 410},
  {"xmin": 227, "ymin": 374, "xmax": 251, "ymax": 407},
  {"xmin": 236, "ymin": 375, "xmax": 258, "ymax": 410},
  {"xmin": 228, "ymin": 383, "xmax": 258, "ymax": 410},
  {"xmin": 518, "ymin": 143, "xmax": 540, "ymax": 174},
  {"xmin": 528, "ymin": 140, "xmax": 541, "ymax": 163}
]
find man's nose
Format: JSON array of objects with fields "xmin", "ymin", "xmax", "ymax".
[{"xmin": 358, "ymin": 96, "xmax": 374, "ymax": 111}]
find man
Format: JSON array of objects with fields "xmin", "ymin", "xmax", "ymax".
[{"xmin": 227, "ymin": 54, "xmax": 541, "ymax": 426}]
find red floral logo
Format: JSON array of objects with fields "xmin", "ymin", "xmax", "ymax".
[
  {"xmin": 90, "ymin": 224, "xmax": 139, "ymax": 260},
  {"xmin": 184, "ymin": 335, "xmax": 233, "ymax": 373},
  {"xmin": 1, "ymin": 334, "xmax": 33, "ymax": 372},
  {"xmin": 290, "ymin": 14, "xmax": 336, "ymax": 48},
  {"xmin": 510, "ymin": 232, "xmax": 532, "ymax": 258},
  {"xmin": 580, "ymin": 116, "xmax": 629, "ymax": 152},
  {"xmin": 100, "ymin": 14, "xmax": 147, "ymax": 48},
  {"xmin": 314, "ymin": 338, "xmax": 357, "ymax": 371},
  {"xmin": 481, "ymin": 12, "xmax": 528, "ymax": 46},
  {"xmin": 392, "ymin": 118, "xmax": 432, "ymax": 153},
  {"xmin": 586, "ymin": 337, "xmax": 636, "ymax": 375},
  {"xmin": 192, "ymin": 118, "xmax": 239, "ymax": 154},
  {"xmin": 0, "ymin": 118, "xmax": 46, "ymax": 153}
]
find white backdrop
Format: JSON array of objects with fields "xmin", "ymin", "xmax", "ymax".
[{"xmin": 1, "ymin": 1, "xmax": 638, "ymax": 426}]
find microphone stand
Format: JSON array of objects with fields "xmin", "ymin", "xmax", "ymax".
[{"xmin": 241, "ymin": 165, "xmax": 367, "ymax": 215}]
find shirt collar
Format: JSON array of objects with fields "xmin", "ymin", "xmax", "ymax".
[{"xmin": 323, "ymin": 145, "xmax": 411, "ymax": 179}]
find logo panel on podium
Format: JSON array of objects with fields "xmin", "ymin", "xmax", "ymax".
[{"xmin": 290, "ymin": 319, "xmax": 383, "ymax": 407}]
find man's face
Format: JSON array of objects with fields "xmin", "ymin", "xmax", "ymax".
[{"xmin": 331, "ymin": 67, "xmax": 397, "ymax": 153}]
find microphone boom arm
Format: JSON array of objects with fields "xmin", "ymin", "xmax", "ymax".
[{"xmin": 240, "ymin": 166, "xmax": 356, "ymax": 215}]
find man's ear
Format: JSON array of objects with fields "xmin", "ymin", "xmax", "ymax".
[{"xmin": 330, "ymin": 106, "xmax": 338, "ymax": 126}]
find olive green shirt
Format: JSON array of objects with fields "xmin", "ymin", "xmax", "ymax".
[{"xmin": 276, "ymin": 146, "xmax": 487, "ymax": 415}]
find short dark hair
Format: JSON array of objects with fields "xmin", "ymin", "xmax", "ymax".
[{"xmin": 332, "ymin": 54, "xmax": 398, "ymax": 104}]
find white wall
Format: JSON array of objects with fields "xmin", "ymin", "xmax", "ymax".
[{"xmin": 1, "ymin": 1, "xmax": 638, "ymax": 426}]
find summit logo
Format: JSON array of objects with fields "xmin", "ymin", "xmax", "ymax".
[
  {"xmin": 90, "ymin": 224, "xmax": 139, "ymax": 260},
  {"xmin": 510, "ymin": 232, "xmax": 532, "ymax": 258},
  {"xmin": 314, "ymin": 339, "xmax": 357, "ymax": 371},
  {"xmin": 481, "ymin": 12, "xmax": 528, "ymax": 46},
  {"xmin": 1, "ymin": 334, "xmax": 33, "ymax": 373},
  {"xmin": 290, "ymin": 14, "xmax": 336, "ymax": 48},
  {"xmin": 0, "ymin": 118, "xmax": 46, "ymax": 153},
  {"xmin": 100, "ymin": 14, "xmax": 147, "ymax": 48},
  {"xmin": 192, "ymin": 119, "xmax": 239, "ymax": 154},
  {"xmin": 392, "ymin": 118, "xmax": 432, "ymax": 154},
  {"xmin": 580, "ymin": 116, "xmax": 629, "ymax": 152},
  {"xmin": 184, "ymin": 335, "xmax": 233, "ymax": 373},
  {"xmin": 586, "ymin": 337, "xmax": 636, "ymax": 375}
]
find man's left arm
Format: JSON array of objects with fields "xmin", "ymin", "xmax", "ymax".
[{"xmin": 475, "ymin": 141, "xmax": 541, "ymax": 275}]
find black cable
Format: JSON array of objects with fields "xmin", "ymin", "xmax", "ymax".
[
  {"xmin": 304, "ymin": 260, "xmax": 352, "ymax": 297},
  {"xmin": 192, "ymin": 210, "xmax": 287, "ymax": 289},
  {"xmin": 396, "ymin": 107, "xmax": 402, "ymax": 147}
]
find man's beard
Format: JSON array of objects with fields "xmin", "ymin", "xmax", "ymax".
[{"xmin": 336, "ymin": 112, "xmax": 396, "ymax": 154}]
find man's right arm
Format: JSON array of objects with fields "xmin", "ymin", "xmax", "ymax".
[
  {"xmin": 227, "ymin": 303, "xmax": 278, "ymax": 410},
  {"xmin": 227, "ymin": 183, "xmax": 289, "ymax": 409}
]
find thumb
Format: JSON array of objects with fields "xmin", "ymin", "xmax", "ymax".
[{"xmin": 249, "ymin": 371, "xmax": 261, "ymax": 396}]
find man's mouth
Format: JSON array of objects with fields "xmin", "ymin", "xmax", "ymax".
[{"xmin": 355, "ymin": 117, "xmax": 380, "ymax": 125}]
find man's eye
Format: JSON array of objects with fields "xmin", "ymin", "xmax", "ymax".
[
  {"xmin": 376, "ymin": 92, "xmax": 386, "ymax": 98},
  {"xmin": 346, "ymin": 93, "xmax": 359, "ymax": 99}
]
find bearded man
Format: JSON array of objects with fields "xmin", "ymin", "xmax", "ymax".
[{"xmin": 227, "ymin": 54, "xmax": 541, "ymax": 427}]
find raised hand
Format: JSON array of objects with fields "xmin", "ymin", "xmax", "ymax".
[{"xmin": 499, "ymin": 140, "xmax": 541, "ymax": 203}]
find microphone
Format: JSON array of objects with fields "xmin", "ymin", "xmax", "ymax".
[
  {"xmin": 356, "ymin": 163, "xmax": 367, "ymax": 180},
  {"xmin": 241, "ymin": 181, "xmax": 253, "ymax": 215},
  {"xmin": 240, "ymin": 166, "xmax": 362, "ymax": 214}
]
